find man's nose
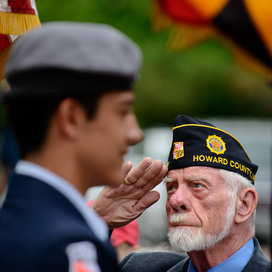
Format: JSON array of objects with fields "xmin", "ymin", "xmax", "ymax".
[
  {"xmin": 127, "ymin": 113, "xmax": 143, "ymax": 145},
  {"xmin": 168, "ymin": 186, "xmax": 191, "ymax": 213}
]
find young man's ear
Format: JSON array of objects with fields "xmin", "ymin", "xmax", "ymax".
[
  {"xmin": 234, "ymin": 187, "xmax": 258, "ymax": 224},
  {"xmin": 56, "ymin": 98, "xmax": 87, "ymax": 140}
]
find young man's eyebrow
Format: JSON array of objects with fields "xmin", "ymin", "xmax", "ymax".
[{"xmin": 118, "ymin": 96, "xmax": 135, "ymax": 106}]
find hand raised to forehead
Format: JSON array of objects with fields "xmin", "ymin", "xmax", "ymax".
[{"xmin": 92, "ymin": 157, "xmax": 168, "ymax": 229}]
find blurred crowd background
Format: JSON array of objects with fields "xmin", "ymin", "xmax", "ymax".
[{"xmin": 1, "ymin": 0, "xmax": 272, "ymax": 128}]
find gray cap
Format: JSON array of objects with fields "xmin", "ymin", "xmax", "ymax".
[{"xmin": 3, "ymin": 22, "xmax": 142, "ymax": 102}]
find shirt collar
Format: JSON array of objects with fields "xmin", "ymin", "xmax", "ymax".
[
  {"xmin": 187, "ymin": 238, "xmax": 254, "ymax": 272},
  {"xmin": 14, "ymin": 160, "xmax": 108, "ymax": 242}
]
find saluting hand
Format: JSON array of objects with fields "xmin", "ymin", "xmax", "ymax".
[{"xmin": 92, "ymin": 157, "xmax": 168, "ymax": 229}]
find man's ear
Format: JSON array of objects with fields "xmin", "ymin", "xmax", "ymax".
[
  {"xmin": 234, "ymin": 187, "xmax": 258, "ymax": 224},
  {"xmin": 55, "ymin": 98, "xmax": 87, "ymax": 140}
]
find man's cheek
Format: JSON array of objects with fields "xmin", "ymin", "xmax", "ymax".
[{"xmin": 166, "ymin": 202, "xmax": 172, "ymax": 227}]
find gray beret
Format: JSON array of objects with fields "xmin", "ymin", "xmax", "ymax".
[{"xmin": 3, "ymin": 22, "xmax": 142, "ymax": 102}]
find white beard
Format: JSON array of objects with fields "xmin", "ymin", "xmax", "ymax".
[{"xmin": 167, "ymin": 202, "xmax": 235, "ymax": 253}]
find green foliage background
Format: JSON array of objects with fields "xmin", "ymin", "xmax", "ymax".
[{"xmin": 35, "ymin": 0, "xmax": 272, "ymax": 128}]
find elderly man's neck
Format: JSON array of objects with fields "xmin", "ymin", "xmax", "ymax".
[{"xmin": 188, "ymin": 228, "xmax": 254, "ymax": 272}]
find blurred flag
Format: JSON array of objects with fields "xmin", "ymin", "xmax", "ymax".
[
  {"xmin": 151, "ymin": 0, "xmax": 272, "ymax": 78},
  {"xmin": 0, "ymin": 0, "xmax": 41, "ymax": 80}
]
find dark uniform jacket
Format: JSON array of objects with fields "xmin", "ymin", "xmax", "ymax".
[
  {"xmin": 119, "ymin": 237, "xmax": 271, "ymax": 272},
  {"xmin": 0, "ymin": 169, "xmax": 119, "ymax": 272}
]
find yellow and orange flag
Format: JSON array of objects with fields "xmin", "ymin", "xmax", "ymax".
[
  {"xmin": 151, "ymin": 0, "xmax": 272, "ymax": 78},
  {"xmin": 0, "ymin": 0, "xmax": 41, "ymax": 80}
]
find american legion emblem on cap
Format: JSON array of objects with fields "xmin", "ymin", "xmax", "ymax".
[
  {"xmin": 206, "ymin": 135, "xmax": 226, "ymax": 155},
  {"xmin": 167, "ymin": 115, "xmax": 258, "ymax": 184}
]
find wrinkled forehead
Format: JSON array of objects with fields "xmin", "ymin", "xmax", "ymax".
[{"xmin": 165, "ymin": 166, "xmax": 223, "ymax": 185}]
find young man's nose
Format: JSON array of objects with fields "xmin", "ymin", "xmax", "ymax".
[{"xmin": 127, "ymin": 114, "xmax": 143, "ymax": 145}]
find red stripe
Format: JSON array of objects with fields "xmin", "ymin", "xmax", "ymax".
[
  {"xmin": 0, "ymin": 35, "xmax": 11, "ymax": 52},
  {"xmin": 8, "ymin": 0, "xmax": 35, "ymax": 14},
  {"xmin": 159, "ymin": 0, "xmax": 209, "ymax": 25}
]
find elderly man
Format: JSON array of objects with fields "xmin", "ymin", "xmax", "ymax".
[
  {"xmin": 117, "ymin": 115, "xmax": 271, "ymax": 272},
  {"xmin": 0, "ymin": 22, "xmax": 167, "ymax": 272}
]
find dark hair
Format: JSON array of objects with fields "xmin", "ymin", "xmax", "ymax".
[{"xmin": 6, "ymin": 94, "xmax": 101, "ymax": 158}]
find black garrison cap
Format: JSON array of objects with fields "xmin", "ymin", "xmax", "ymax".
[
  {"xmin": 167, "ymin": 115, "xmax": 258, "ymax": 184},
  {"xmin": 2, "ymin": 22, "xmax": 142, "ymax": 103}
]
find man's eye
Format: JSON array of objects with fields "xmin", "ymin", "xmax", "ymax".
[
  {"xmin": 167, "ymin": 185, "xmax": 175, "ymax": 192},
  {"xmin": 194, "ymin": 183, "xmax": 203, "ymax": 189}
]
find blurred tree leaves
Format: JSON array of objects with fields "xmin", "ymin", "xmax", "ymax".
[{"xmin": 35, "ymin": 0, "xmax": 272, "ymax": 127}]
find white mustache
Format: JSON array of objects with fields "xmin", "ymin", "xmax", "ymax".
[{"xmin": 169, "ymin": 213, "xmax": 188, "ymax": 224}]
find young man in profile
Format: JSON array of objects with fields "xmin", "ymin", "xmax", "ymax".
[{"xmin": 0, "ymin": 22, "xmax": 167, "ymax": 272}]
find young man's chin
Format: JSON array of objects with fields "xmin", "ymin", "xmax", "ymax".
[
  {"xmin": 97, "ymin": 168, "xmax": 123, "ymax": 188},
  {"xmin": 107, "ymin": 173, "xmax": 123, "ymax": 188}
]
